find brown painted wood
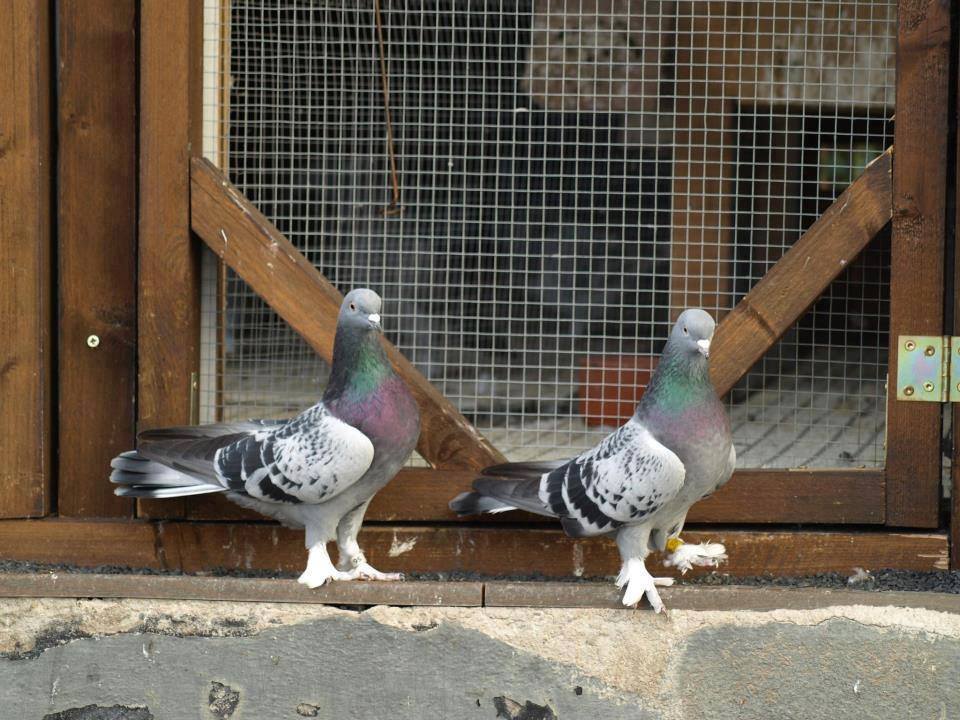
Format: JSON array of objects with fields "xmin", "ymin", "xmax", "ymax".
[
  {"xmin": 886, "ymin": 0, "xmax": 950, "ymax": 528},
  {"xmin": 0, "ymin": 3, "xmax": 53, "ymax": 517},
  {"xmin": 190, "ymin": 157, "xmax": 506, "ymax": 470},
  {"xmin": 0, "ymin": 573, "xmax": 483, "ymax": 607},
  {"xmin": 138, "ymin": 0, "xmax": 204, "ymax": 518},
  {"xmin": 710, "ymin": 148, "xmax": 893, "ymax": 397},
  {"xmin": 57, "ymin": 0, "xmax": 138, "ymax": 518},
  {"xmin": 0, "ymin": 519, "xmax": 947, "ymax": 577},
  {"xmin": 952, "ymin": 19, "xmax": 960, "ymax": 571},
  {"xmin": 142, "ymin": 466, "xmax": 884, "ymax": 525}
]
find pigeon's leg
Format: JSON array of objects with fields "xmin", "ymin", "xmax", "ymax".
[
  {"xmin": 661, "ymin": 517, "xmax": 727, "ymax": 574},
  {"xmin": 615, "ymin": 526, "xmax": 671, "ymax": 613},
  {"xmin": 335, "ymin": 500, "xmax": 403, "ymax": 581},
  {"xmin": 299, "ymin": 525, "xmax": 352, "ymax": 588}
]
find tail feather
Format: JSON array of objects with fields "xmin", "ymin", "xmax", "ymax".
[
  {"xmin": 110, "ymin": 450, "xmax": 225, "ymax": 499},
  {"xmin": 449, "ymin": 491, "xmax": 518, "ymax": 516}
]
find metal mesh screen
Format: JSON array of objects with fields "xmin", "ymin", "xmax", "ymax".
[{"xmin": 200, "ymin": 0, "xmax": 894, "ymax": 469}]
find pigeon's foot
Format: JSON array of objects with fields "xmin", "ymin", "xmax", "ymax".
[
  {"xmin": 299, "ymin": 543, "xmax": 353, "ymax": 588},
  {"xmin": 345, "ymin": 562, "xmax": 404, "ymax": 582},
  {"xmin": 616, "ymin": 558, "xmax": 667, "ymax": 613},
  {"xmin": 663, "ymin": 539, "xmax": 728, "ymax": 575}
]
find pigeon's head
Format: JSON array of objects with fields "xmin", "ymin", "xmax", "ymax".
[
  {"xmin": 339, "ymin": 288, "xmax": 383, "ymax": 333},
  {"xmin": 670, "ymin": 309, "xmax": 716, "ymax": 359}
]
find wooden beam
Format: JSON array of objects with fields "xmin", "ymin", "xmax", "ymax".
[
  {"xmin": 152, "ymin": 466, "xmax": 883, "ymax": 526},
  {"xmin": 0, "ymin": 519, "xmax": 947, "ymax": 578},
  {"xmin": 885, "ymin": 0, "xmax": 951, "ymax": 528},
  {"xmin": 0, "ymin": 3, "xmax": 53, "ymax": 517},
  {"xmin": 710, "ymin": 147, "xmax": 893, "ymax": 397},
  {"xmin": 138, "ymin": 0, "xmax": 204, "ymax": 517},
  {"xmin": 952, "ymin": 8, "xmax": 960, "ymax": 570},
  {"xmin": 189, "ymin": 157, "xmax": 506, "ymax": 470},
  {"xmin": 57, "ymin": 0, "xmax": 138, "ymax": 518}
]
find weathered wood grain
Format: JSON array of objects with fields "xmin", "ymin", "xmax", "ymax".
[
  {"xmin": 0, "ymin": 3, "xmax": 53, "ymax": 517},
  {"xmin": 57, "ymin": 0, "xmax": 138, "ymax": 518},
  {"xmin": 137, "ymin": 0, "xmax": 204, "ymax": 518},
  {"xmin": 190, "ymin": 157, "xmax": 506, "ymax": 470},
  {"xmin": 885, "ymin": 0, "xmax": 950, "ymax": 528},
  {"xmin": 0, "ymin": 520, "xmax": 946, "ymax": 577},
  {"xmin": 710, "ymin": 148, "xmax": 892, "ymax": 397}
]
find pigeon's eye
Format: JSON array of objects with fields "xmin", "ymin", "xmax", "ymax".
[
  {"xmin": 349, "ymin": 302, "xmax": 357, "ymax": 312},
  {"xmin": 682, "ymin": 326, "xmax": 688, "ymax": 335}
]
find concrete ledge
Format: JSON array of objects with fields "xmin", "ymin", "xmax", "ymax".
[{"xmin": 2, "ymin": 595, "xmax": 960, "ymax": 719}]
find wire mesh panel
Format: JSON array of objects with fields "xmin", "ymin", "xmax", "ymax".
[{"xmin": 200, "ymin": 0, "xmax": 895, "ymax": 469}]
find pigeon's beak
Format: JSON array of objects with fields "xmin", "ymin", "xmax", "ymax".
[
  {"xmin": 367, "ymin": 313, "xmax": 382, "ymax": 332},
  {"xmin": 697, "ymin": 338, "xmax": 711, "ymax": 358}
]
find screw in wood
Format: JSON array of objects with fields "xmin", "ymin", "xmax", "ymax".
[
  {"xmin": 924, "ymin": 345, "xmax": 936, "ymax": 356},
  {"xmin": 923, "ymin": 381, "xmax": 935, "ymax": 392},
  {"xmin": 904, "ymin": 386, "xmax": 915, "ymax": 396},
  {"xmin": 86, "ymin": 334, "xmax": 100, "ymax": 348},
  {"xmin": 904, "ymin": 340, "xmax": 916, "ymax": 351}
]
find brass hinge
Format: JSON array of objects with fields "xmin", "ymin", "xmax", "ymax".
[{"xmin": 895, "ymin": 336, "xmax": 960, "ymax": 402}]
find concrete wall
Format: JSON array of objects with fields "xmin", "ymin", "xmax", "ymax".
[{"xmin": 2, "ymin": 596, "xmax": 958, "ymax": 719}]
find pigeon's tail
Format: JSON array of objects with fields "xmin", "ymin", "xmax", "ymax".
[
  {"xmin": 449, "ymin": 460, "xmax": 566, "ymax": 518},
  {"xmin": 110, "ymin": 451, "xmax": 225, "ymax": 498}
]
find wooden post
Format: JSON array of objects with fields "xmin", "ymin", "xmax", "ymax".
[
  {"xmin": 885, "ymin": 0, "xmax": 950, "ymax": 528},
  {"xmin": 57, "ymin": 0, "xmax": 138, "ymax": 518},
  {"xmin": 952, "ymin": 9, "xmax": 960, "ymax": 570},
  {"xmin": 0, "ymin": 3, "xmax": 53, "ymax": 518},
  {"xmin": 138, "ymin": 0, "xmax": 204, "ymax": 517}
]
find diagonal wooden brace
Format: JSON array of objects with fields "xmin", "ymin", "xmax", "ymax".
[
  {"xmin": 190, "ymin": 157, "xmax": 506, "ymax": 470},
  {"xmin": 710, "ymin": 146, "xmax": 893, "ymax": 396}
]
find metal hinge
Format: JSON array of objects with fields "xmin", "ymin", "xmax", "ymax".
[{"xmin": 896, "ymin": 336, "xmax": 960, "ymax": 402}]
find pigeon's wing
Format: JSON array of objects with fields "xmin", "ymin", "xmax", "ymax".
[
  {"xmin": 215, "ymin": 403, "xmax": 375, "ymax": 505},
  {"xmin": 539, "ymin": 419, "xmax": 686, "ymax": 537}
]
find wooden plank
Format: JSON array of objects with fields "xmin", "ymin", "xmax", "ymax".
[
  {"xmin": 190, "ymin": 157, "xmax": 506, "ymax": 470},
  {"xmin": 952, "ymin": 17, "xmax": 960, "ymax": 571},
  {"xmin": 483, "ymin": 583, "xmax": 960, "ymax": 613},
  {"xmin": 710, "ymin": 147, "xmax": 893, "ymax": 397},
  {"xmin": 57, "ymin": 0, "xmax": 138, "ymax": 518},
  {"xmin": 138, "ymin": 0, "xmax": 204, "ymax": 518},
  {"xmin": 1, "ymin": 573, "xmax": 957, "ymax": 614},
  {"xmin": 143, "ymin": 467, "xmax": 884, "ymax": 525},
  {"xmin": 885, "ymin": 0, "xmax": 950, "ymax": 528},
  {"xmin": 0, "ymin": 573, "xmax": 483, "ymax": 607},
  {"xmin": 0, "ymin": 520, "xmax": 946, "ymax": 577},
  {"xmin": 0, "ymin": 520, "xmax": 164, "ymax": 569},
  {"xmin": 0, "ymin": 3, "xmax": 53, "ymax": 517}
]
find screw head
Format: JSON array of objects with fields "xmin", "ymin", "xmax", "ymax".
[
  {"xmin": 904, "ymin": 385, "xmax": 915, "ymax": 396},
  {"xmin": 923, "ymin": 381, "xmax": 935, "ymax": 392},
  {"xmin": 925, "ymin": 345, "xmax": 936, "ymax": 356},
  {"xmin": 86, "ymin": 334, "xmax": 100, "ymax": 348},
  {"xmin": 905, "ymin": 340, "xmax": 917, "ymax": 351}
]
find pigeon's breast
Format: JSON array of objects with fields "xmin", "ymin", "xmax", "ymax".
[{"xmin": 333, "ymin": 376, "xmax": 421, "ymax": 457}]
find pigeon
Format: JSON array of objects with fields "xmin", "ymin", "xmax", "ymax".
[
  {"xmin": 450, "ymin": 309, "xmax": 735, "ymax": 612},
  {"xmin": 111, "ymin": 288, "xmax": 421, "ymax": 587}
]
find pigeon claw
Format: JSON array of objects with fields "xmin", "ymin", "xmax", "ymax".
[
  {"xmin": 297, "ymin": 567, "xmax": 354, "ymax": 588},
  {"xmin": 616, "ymin": 558, "xmax": 668, "ymax": 613},
  {"xmin": 664, "ymin": 541, "xmax": 728, "ymax": 575},
  {"xmin": 345, "ymin": 562, "xmax": 405, "ymax": 582}
]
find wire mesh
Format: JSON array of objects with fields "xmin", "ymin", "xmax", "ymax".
[{"xmin": 200, "ymin": 0, "xmax": 895, "ymax": 469}]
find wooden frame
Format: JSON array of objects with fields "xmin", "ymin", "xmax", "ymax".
[
  {"xmin": 57, "ymin": 0, "xmax": 138, "ymax": 518},
  {"xmin": 0, "ymin": 3, "xmax": 54, "ymax": 518},
  {"xmin": 885, "ymin": 0, "xmax": 951, "ymax": 528},
  {"xmin": 0, "ymin": 0, "xmax": 955, "ymax": 580}
]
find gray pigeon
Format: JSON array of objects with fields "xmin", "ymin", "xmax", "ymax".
[
  {"xmin": 450, "ymin": 309, "xmax": 735, "ymax": 612},
  {"xmin": 111, "ymin": 289, "xmax": 421, "ymax": 587}
]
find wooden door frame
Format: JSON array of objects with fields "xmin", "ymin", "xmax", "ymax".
[{"xmin": 134, "ymin": 0, "xmax": 951, "ymax": 533}]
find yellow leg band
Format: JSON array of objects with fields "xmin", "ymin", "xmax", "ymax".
[{"xmin": 666, "ymin": 537, "xmax": 685, "ymax": 553}]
